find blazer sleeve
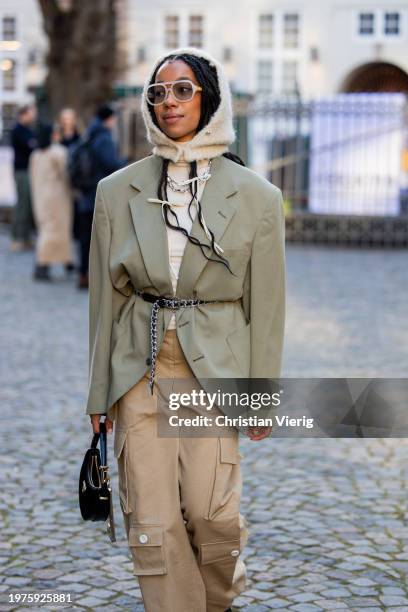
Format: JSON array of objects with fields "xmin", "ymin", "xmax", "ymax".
[
  {"xmin": 86, "ymin": 182, "xmax": 124, "ymax": 416},
  {"xmin": 243, "ymin": 187, "xmax": 286, "ymax": 378}
]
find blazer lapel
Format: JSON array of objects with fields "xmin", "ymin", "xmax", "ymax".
[
  {"xmin": 128, "ymin": 156, "xmax": 173, "ymax": 295},
  {"xmin": 176, "ymin": 155, "xmax": 239, "ymax": 296},
  {"xmin": 128, "ymin": 154, "xmax": 239, "ymax": 298}
]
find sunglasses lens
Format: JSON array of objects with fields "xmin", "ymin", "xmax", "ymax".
[
  {"xmin": 173, "ymin": 81, "xmax": 194, "ymax": 101},
  {"xmin": 147, "ymin": 84, "xmax": 166, "ymax": 105}
]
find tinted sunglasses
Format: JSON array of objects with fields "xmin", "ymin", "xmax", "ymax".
[{"xmin": 146, "ymin": 79, "xmax": 203, "ymax": 106}]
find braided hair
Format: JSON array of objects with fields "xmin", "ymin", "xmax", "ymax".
[{"xmin": 147, "ymin": 53, "xmax": 245, "ymax": 274}]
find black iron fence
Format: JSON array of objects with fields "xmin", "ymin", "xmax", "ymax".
[
  {"xmin": 2, "ymin": 91, "xmax": 408, "ymax": 244},
  {"xmin": 243, "ymin": 94, "xmax": 408, "ymax": 218},
  {"xmin": 117, "ymin": 92, "xmax": 408, "ymax": 218}
]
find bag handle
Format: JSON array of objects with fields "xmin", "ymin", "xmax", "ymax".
[
  {"xmin": 91, "ymin": 432, "xmax": 99, "ymax": 449},
  {"xmin": 90, "ymin": 421, "xmax": 107, "ymax": 465},
  {"xmin": 99, "ymin": 421, "xmax": 107, "ymax": 466}
]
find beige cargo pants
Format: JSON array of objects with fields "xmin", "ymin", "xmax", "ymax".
[{"xmin": 114, "ymin": 329, "xmax": 249, "ymax": 612}]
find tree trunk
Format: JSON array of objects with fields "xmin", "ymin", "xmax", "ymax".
[{"xmin": 38, "ymin": 0, "xmax": 119, "ymax": 123}]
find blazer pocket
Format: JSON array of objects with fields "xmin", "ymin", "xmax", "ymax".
[
  {"xmin": 226, "ymin": 321, "xmax": 251, "ymax": 376},
  {"xmin": 221, "ymin": 247, "xmax": 250, "ymax": 277}
]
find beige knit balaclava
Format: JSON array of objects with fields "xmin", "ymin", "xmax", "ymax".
[{"xmin": 140, "ymin": 46, "xmax": 236, "ymax": 163}]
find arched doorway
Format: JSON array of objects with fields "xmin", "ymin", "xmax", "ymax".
[{"xmin": 341, "ymin": 61, "xmax": 408, "ymax": 93}]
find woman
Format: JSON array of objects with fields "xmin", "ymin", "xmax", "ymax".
[
  {"xmin": 58, "ymin": 107, "xmax": 81, "ymax": 148},
  {"xmin": 29, "ymin": 124, "xmax": 74, "ymax": 281},
  {"xmin": 57, "ymin": 108, "xmax": 81, "ymax": 269},
  {"xmin": 86, "ymin": 47, "xmax": 285, "ymax": 612}
]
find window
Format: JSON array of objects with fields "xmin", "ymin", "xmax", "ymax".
[
  {"xmin": 358, "ymin": 12, "xmax": 375, "ymax": 35},
  {"xmin": 164, "ymin": 15, "xmax": 179, "ymax": 48},
  {"xmin": 2, "ymin": 16, "xmax": 16, "ymax": 41},
  {"xmin": 283, "ymin": 13, "xmax": 299, "ymax": 48},
  {"xmin": 259, "ymin": 14, "xmax": 274, "ymax": 48},
  {"xmin": 2, "ymin": 59, "xmax": 16, "ymax": 91},
  {"xmin": 257, "ymin": 59, "xmax": 273, "ymax": 94},
  {"xmin": 282, "ymin": 60, "xmax": 298, "ymax": 95},
  {"xmin": 384, "ymin": 12, "xmax": 400, "ymax": 35},
  {"xmin": 189, "ymin": 15, "xmax": 203, "ymax": 48}
]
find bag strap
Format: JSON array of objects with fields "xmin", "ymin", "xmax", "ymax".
[
  {"xmin": 90, "ymin": 421, "xmax": 107, "ymax": 462},
  {"xmin": 91, "ymin": 432, "xmax": 99, "ymax": 449},
  {"xmin": 99, "ymin": 421, "xmax": 107, "ymax": 466}
]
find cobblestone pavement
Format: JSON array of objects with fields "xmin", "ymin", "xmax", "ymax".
[{"xmin": 0, "ymin": 228, "xmax": 407, "ymax": 611}]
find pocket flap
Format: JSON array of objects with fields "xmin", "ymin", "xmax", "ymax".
[
  {"xmin": 200, "ymin": 539, "xmax": 241, "ymax": 565},
  {"xmin": 129, "ymin": 524, "xmax": 163, "ymax": 547},
  {"xmin": 114, "ymin": 428, "xmax": 127, "ymax": 458},
  {"xmin": 220, "ymin": 436, "xmax": 239, "ymax": 464}
]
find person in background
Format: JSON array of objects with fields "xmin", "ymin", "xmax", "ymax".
[
  {"xmin": 76, "ymin": 104, "xmax": 127, "ymax": 290},
  {"xmin": 58, "ymin": 107, "xmax": 82, "ymax": 270},
  {"xmin": 58, "ymin": 107, "xmax": 81, "ymax": 147},
  {"xmin": 29, "ymin": 124, "xmax": 74, "ymax": 281},
  {"xmin": 10, "ymin": 105, "xmax": 38, "ymax": 252}
]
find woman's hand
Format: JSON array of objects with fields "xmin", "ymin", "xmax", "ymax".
[
  {"xmin": 246, "ymin": 425, "xmax": 272, "ymax": 441},
  {"xmin": 90, "ymin": 414, "xmax": 113, "ymax": 434}
]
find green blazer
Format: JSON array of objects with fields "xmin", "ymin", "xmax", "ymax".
[{"xmin": 86, "ymin": 154, "xmax": 285, "ymax": 420}]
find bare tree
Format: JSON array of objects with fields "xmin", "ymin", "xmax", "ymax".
[{"xmin": 38, "ymin": 0, "xmax": 122, "ymax": 122}]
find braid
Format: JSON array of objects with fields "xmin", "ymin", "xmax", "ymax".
[
  {"xmin": 187, "ymin": 160, "xmax": 234, "ymax": 273},
  {"xmin": 158, "ymin": 156, "xmax": 169, "ymax": 204},
  {"xmin": 157, "ymin": 158, "xmax": 235, "ymax": 274},
  {"xmin": 222, "ymin": 151, "xmax": 246, "ymax": 166}
]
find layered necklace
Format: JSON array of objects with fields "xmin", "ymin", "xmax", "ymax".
[
  {"xmin": 147, "ymin": 158, "xmax": 224, "ymax": 256},
  {"xmin": 166, "ymin": 160, "xmax": 212, "ymax": 193}
]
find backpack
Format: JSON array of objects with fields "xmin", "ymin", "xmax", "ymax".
[{"xmin": 68, "ymin": 134, "xmax": 98, "ymax": 191}]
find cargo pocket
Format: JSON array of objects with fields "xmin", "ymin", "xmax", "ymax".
[
  {"xmin": 114, "ymin": 427, "xmax": 131, "ymax": 514},
  {"xmin": 128, "ymin": 524, "xmax": 167, "ymax": 575},
  {"xmin": 199, "ymin": 539, "xmax": 241, "ymax": 565},
  {"xmin": 205, "ymin": 437, "xmax": 239, "ymax": 521}
]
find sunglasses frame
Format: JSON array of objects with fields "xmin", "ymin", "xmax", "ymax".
[{"xmin": 146, "ymin": 79, "xmax": 203, "ymax": 106}]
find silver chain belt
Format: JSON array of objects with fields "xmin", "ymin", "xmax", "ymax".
[{"xmin": 135, "ymin": 289, "xmax": 218, "ymax": 394}]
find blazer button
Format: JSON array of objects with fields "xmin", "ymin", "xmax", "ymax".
[{"xmin": 146, "ymin": 357, "xmax": 151, "ymax": 366}]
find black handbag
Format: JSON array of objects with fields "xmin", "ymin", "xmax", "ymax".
[{"xmin": 79, "ymin": 421, "xmax": 116, "ymax": 542}]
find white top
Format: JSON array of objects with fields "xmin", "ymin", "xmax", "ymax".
[{"xmin": 166, "ymin": 158, "xmax": 210, "ymax": 329}]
